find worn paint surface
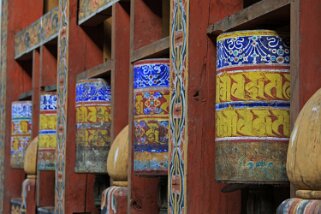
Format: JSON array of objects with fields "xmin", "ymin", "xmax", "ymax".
[
  {"xmin": 10, "ymin": 199, "xmax": 22, "ymax": 214},
  {"xmin": 75, "ymin": 78, "xmax": 112, "ymax": 173},
  {"xmin": 78, "ymin": 0, "xmax": 120, "ymax": 24},
  {"xmin": 14, "ymin": 7, "xmax": 59, "ymax": 58},
  {"xmin": 168, "ymin": 0, "xmax": 189, "ymax": 212},
  {"xmin": 38, "ymin": 93, "xmax": 57, "ymax": 171},
  {"xmin": 277, "ymin": 198, "xmax": 321, "ymax": 214},
  {"xmin": 55, "ymin": 0, "xmax": 69, "ymax": 212},
  {"xmin": 0, "ymin": 0, "xmax": 8, "ymax": 212},
  {"xmin": 101, "ymin": 186, "xmax": 128, "ymax": 214},
  {"xmin": 215, "ymin": 30, "xmax": 290, "ymax": 183},
  {"xmin": 133, "ymin": 59, "xmax": 170, "ymax": 175},
  {"xmin": 10, "ymin": 101, "xmax": 32, "ymax": 168}
]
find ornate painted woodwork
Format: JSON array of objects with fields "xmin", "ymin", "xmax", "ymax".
[
  {"xmin": 38, "ymin": 93, "xmax": 57, "ymax": 171},
  {"xmin": 133, "ymin": 59, "xmax": 170, "ymax": 176},
  {"xmin": 55, "ymin": 0, "xmax": 69, "ymax": 211},
  {"xmin": 168, "ymin": 0, "xmax": 189, "ymax": 212},
  {"xmin": 215, "ymin": 30, "xmax": 290, "ymax": 183},
  {"xmin": 75, "ymin": 78, "xmax": 112, "ymax": 173},
  {"xmin": 14, "ymin": 7, "xmax": 59, "ymax": 59},
  {"xmin": 78, "ymin": 0, "xmax": 120, "ymax": 25},
  {"xmin": 10, "ymin": 101, "xmax": 32, "ymax": 168}
]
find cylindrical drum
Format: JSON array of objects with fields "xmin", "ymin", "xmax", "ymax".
[
  {"xmin": 133, "ymin": 59, "xmax": 170, "ymax": 176},
  {"xmin": 215, "ymin": 30, "xmax": 290, "ymax": 183},
  {"xmin": 11, "ymin": 101, "xmax": 32, "ymax": 168},
  {"xmin": 75, "ymin": 78, "xmax": 112, "ymax": 173},
  {"xmin": 38, "ymin": 93, "xmax": 57, "ymax": 171}
]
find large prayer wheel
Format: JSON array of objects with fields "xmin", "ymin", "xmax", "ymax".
[
  {"xmin": 75, "ymin": 78, "xmax": 112, "ymax": 173},
  {"xmin": 133, "ymin": 59, "xmax": 170, "ymax": 176},
  {"xmin": 10, "ymin": 101, "xmax": 32, "ymax": 168},
  {"xmin": 215, "ymin": 30, "xmax": 290, "ymax": 183},
  {"xmin": 38, "ymin": 93, "xmax": 57, "ymax": 171}
]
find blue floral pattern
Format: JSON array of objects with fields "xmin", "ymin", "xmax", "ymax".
[
  {"xmin": 76, "ymin": 79, "xmax": 111, "ymax": 102},
  {"xmin": 12, "ymin": 101, "xmax": 32, "ymax": 118},
  {"xmin": 134, "ymin": 62, "xmax": 170, "ymax": 89},
  {"xmin": 217, "ymin": 30, "xmax": 290, "ymax": 70},
  {"xmin": 40, "ymin": 94, "xmax": 57, "ymax": 111}
]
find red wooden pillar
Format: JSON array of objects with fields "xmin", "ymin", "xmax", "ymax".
[
  {"xmin": 3, "ymin": 1, "xmax": 43, "ymax": 213},
  {"xmin": 62, "ymin": 0, "xmax": 105, "ymax": 212},
  {"xmin": 187, "ymin": 0, "xmax": 243, "ymax": 213},
  {"xmin": 168, "ymin": 0, "xmax": 243, "ymax": 213}
]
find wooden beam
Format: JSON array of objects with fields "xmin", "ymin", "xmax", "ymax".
[
  {"xmin": 18, "ymin": 90, "xmax": 33, "ymax": 101},
  {"xmin": 131, "ymin": 36, "xmax": 169, "ymax": 62},
  {"xmin": 207, "ymin": 0, "xmax": 291, "ymax": 36},
  {"xmin": 76, "ymin": 60, "xmax": 113, "ymax": 81}
]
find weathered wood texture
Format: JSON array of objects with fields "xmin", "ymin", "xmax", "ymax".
[
  {"xmin": 207, "ymin": 0, "xmax": 290, "ymax": 36},
  {"xmin": 76, "ymin": 60, "xmax": 112, "ymax": 81},
  {"xmin": 131, "ymin": 36, "xmax": 169, "ymax": 62},
  {"xmin": 23, "ymin": 178, "xmax": 37, "ymax": 213},
  {"xmin": 131, "ymin": 0, "xmax": 163, "ymax": 50},
  {"xmin": 298, "ymin": 0, "xmax": 321, "ymax": 107},
  {"xmin": 3, "ymin": 1, "xmax": 43, "ymax": 213},
  {"xmin": 186, "ymin": 0, "xmax": 243, "ymax": 213},
  {"xmin": 111, "ymin": 2, "xmax": 130, "ymax": 138},
  {"xmin": 41, "ymin": 45, "xmax": 57, "ymax": 87}
]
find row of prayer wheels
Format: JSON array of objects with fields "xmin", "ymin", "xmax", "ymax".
[
  {"xmin": 10, "ymin": 29, "xmax": 321, "ymax": 213},
  {"xmin": 11, "ymin": 30, "xmax": 290, "ymax": 180}
]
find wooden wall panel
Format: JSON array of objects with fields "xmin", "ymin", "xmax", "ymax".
[
  {"xmin": 3, "ymin": 0, "xmax": 43, "ymax": 213},
  {"xmin": 61, "ymin": 0, "xmax": 105, "ymax": 212},
  {"xmin": 185, "ymin": 0, "xmax": 243, "ymax": 213},
  {"xmin": 299, "ymin": 0, "xmax": 321, "ymax": 106}
]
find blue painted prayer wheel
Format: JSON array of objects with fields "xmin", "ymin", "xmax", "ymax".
[
  {"xmin": 38, "ymin": 93, "xmax": 57, "ymax": 171},
  {"xmin": 133, "ymin": 59, "xmax": 170, "ymax": 176},
  {"xmin": 75, "ymin": 78, "xmax": 112, "ymax": 173},
  {"xmin": 215, "ymin": 30, "xmax": 290, "ymax": 183},
  {"xmin": 11, "ymin": 101, "xmax": 32, "ymax": 168}
]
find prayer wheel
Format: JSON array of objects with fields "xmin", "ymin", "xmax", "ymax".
[
  {"xmin": 10, "ymin": 101, "xmax": 32, "ymax": 168},
  {"xmin": 133, "ymin": 59, "xmax": 170, "ymax": 176},
  {"xmin": 75, "ymin": 78, "xmax": 112, "ymax": 173},
  {"xmin": 38, "ymin": 93, "xmax": 57, "ymax": 171},
  {"xmin": 215, "ymin": 30, "xmax": 290, "ymax": 183}
]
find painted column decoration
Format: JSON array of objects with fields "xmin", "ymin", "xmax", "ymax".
[
  {"xmin": 38, "ymin": 93, "xmax": 57, "ymax": 171},
  {"xmin": 75, "ymin": 78, "xmax": 112, "ymax": 173},
  {"xmin": 168, "ymin": 0, "xmax": 189, "ymax": 213},
  {"xmin": 56, "ymin": 0, "xmax": 69, "ymax": 212},
  {"xmin": 215, "ymin": 30, "xmax": 290, "ymax": 183},
  {"xmin": 133, "ymin": 59, "xmax": 170, "ymax": 176},
  {"xmin": 10, "ymin": 101, "xmax": 32, "ymax": 168}
]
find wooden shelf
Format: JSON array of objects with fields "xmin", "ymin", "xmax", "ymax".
[
  {"xmin": 76, "ymin": 60, "xmax": 113, "ymax": 81},
  {"xmin": 131, "ymin": 36, "xmax": 169, "ymax": 62},
  {"xmin": 43, "ymin": 84, "xmax": 57, "ymax": 92},
  {"xmin": 78, "ymin": 0, "xmax": 130, "ymax": 26},
  {"xmin": 207, "ymin": 0, "xmax": 291, "ymax": 36},
  {"xmin": 18, "ymin": 90, "xmax": 33, "ymax": 101},
  {"xmin": 79, "ymin": 7, "xmax": 113, "ymax": 27}
]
